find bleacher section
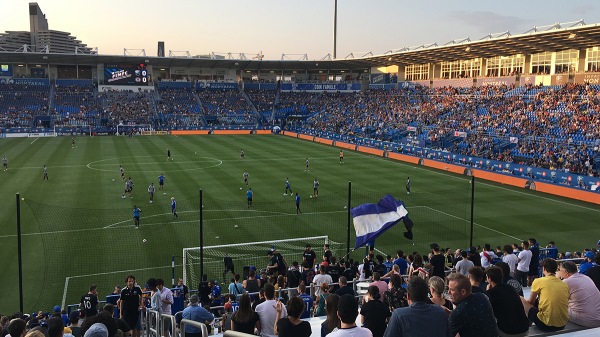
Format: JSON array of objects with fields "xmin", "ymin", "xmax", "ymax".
[{"xmin": 0, "ymin": 83, "xmax": 49, "ymax": 127}]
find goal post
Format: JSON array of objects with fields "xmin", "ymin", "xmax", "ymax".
[{"xmin": 183, "ymin": 236, "xmax": 343, "ymax": 288}]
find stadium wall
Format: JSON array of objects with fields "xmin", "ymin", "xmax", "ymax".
[{"xmin": 282, "ymin": 131, "xmax": 600, "ymax": 205}]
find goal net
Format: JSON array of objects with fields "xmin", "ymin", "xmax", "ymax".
[
  {"xmin": 183, "ymin": 236, "xmax": 343, "ymax": 287},
  {"xmin": 116, "ymin": 124, "xmax": 154, "ymax": 136}
]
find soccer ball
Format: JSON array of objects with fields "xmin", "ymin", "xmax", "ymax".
[
  {"xmin": 21, "ymin": 197, "xmax": 25, "ymax": 201},
  {"xmin": 310, "ymin": 195, "xmax": 313, "ymax": 198},
  {"xmin": 215, "ymin": 236, "xmax": 220, "ymax": 239},
  {"xmin": 112, "ymin": 179, "xmax": 115, "ymax": 182},
  {"xmin": 163, "ymin": 192, "xmax": 167, "ymax": 195},
  {"xmin": 344, "ymin": 206, "xmax": 347, "ymax": 209},
  {"xmin": 240, "ymin": 187, "xmax": 242, "ymax": 190},
  {"xmin": 142, "ymin": 239, "xmax": 147, "ymax": 243},
  {"xmin": 234, "ymin": 225, "xmax": 239, "ymax": 228}
]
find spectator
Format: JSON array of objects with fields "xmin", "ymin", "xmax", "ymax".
[
  {"xmin": 515, "ymin": 241, "xmax": 532, "ymax": 287},
  {"xmin": 321, "ymin": 294, "xmax": 341, "ymax": 337},
  {"xmin": 8, "ymin": 318, "xmax": 27, "ymax": 337},
  {"xmin": 360, "ymin": 286, "xmax": 390, "ymax": 337},
  {"xmin": 313, "ymin": 283, "xmax": 332, "ymax": 317},
  {"xmin": 528, "ymin": 238, "xmax": 540, "ymax": 286},
  {"xmin": 383, "ymin": 274, "xmax": 408, "ymax": 311},
  {"xmin": 520, "ymin": 258, "xmax": 569, "ymax": 332},
  {"xmin": 297, "ymin": 283, "xmax": 313, "ymax": 319},
  {"xmin": 384, "ymin": 277, "xmax": 451, "ymax": 337},
  {"xmin": 313, "ymin": 265, "xmax": 333, "ymax": 297},
  {"xmin": 578, "ymin": 251, "xmax": 597, "ymax": 275},
  {"xmin": 274, "ymin": 296, "xmax": 311, "ymax": 337},
  {"xmin": 242, "ymin": 269, "xmax": 261, "ymax": 296},
  {"xmin": 335, "ymin": 276, "xmax": 356, "ymax": 298},
  {"xmin": 82, "ymin": 324, "xmax": 107, "ymax": 337},
  {"xmin": 427, "ymin": 276, "xmax": 453, "ymax": 311},
  {"xmin": 585, "ymin": 252, "xmax": 600, "ymax": 291},
  {"xmin": 182, "ymin": 295, "xmax": 214, "ymax": 337},
  {"xmin": 447, "ymin": 273, "xmax": 498, "ymax": 337},
  {"xmin": 368, "ymin": 272, "xmax": 387, "ymax": 301},
  {"xmin": 156, "ymin": 279, "xmax": 173, "ymax": 315},
  {"xmin": 557, "ymin": 261, "xmax": 600, "ymax": 327},
  {"xmin": 47, "ymin": 318, "xmax": 64, "ymax": 337},
  {"xmin": 100, "ymin": 305, "xmax": 130, "ymax": 337},
  {"xmin": 467, "ymin": 266, "xmax": 487, "ymax": 294},
  {"xmin": 228, "ymin": 274, "xmax": 246, "ymax": 299},
  {"xmin": 231, "ymin": 293, "xmax": 260, "ymax": 335},
  {"xmin": 430, "ymin": 243, "xmax": 446, "ymax": 279},
  {"xmin": 326, "ymin": 294, "xmax": 372, "ymax": 337},
  {"xmin": 485, "ymin": 266, "xmax": 530, "ymax": 336},
  {"xmin": 501, "ymin": 245, "xmax": 518, "ymax": 277},
  {"xmin": 256, "ymin": 283, "xmax": 286, "ymax": 337},
  {"xmin": 393, "ymin": 250, "xmax": 409, "ymax": 275},
  {"xmin": 455, "ymin": 250, "xmax": 474, "ymax": 275},
  {"xmin": 67, "ymin": 312, "xmax": 81, "ymax": 337},
  {"xmin": 495, "ymin": 261, "xmax": 523, "ymax": 296}
]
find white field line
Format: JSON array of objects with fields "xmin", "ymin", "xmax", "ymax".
[{"xmin": 30, "ymin": 137, "xmax": 39, "ymax": 145}]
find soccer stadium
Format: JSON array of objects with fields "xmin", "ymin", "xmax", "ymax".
[{"xmin": 1, "ymin": 2, "xmax": 600, "ymax": 337}]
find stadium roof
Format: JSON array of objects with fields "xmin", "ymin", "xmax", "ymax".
[{"xmin": 1, "ymin": 21, "xmax": 600, "ymax": 72}]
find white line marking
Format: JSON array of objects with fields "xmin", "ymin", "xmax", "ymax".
[
  {"xmin": 30, "ymin": 137, "xmax": 39, "ymax": 145},
  {"xmin": 61, "ymin": 277, "xmax": 70, "ymax": 309}
]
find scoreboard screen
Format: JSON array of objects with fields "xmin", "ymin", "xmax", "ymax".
[{"xmin": 104, "ymin": 64, "xmax": 149, "ymax": 85}]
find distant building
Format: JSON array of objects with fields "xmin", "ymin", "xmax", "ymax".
[{"xmin": 0, "ymin": 2, "xmax": 94, "ymax": 54}]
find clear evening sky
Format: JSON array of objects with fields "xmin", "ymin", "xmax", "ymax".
[{"xmin": 1, "ymin": 0, "xmax": 599, "ymax": 60}]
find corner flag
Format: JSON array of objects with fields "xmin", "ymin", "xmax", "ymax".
[{"xmin": 351, "ymin": 194, "xmax": 414, "ymax": 249}]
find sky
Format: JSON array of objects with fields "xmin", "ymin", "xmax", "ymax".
[{"xmin": 1, "ymin": 0, "xmax": 599, "ymax": 60}]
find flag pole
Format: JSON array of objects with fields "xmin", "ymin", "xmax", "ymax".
[
  {"xmin": 469, "ymin": 176, "xmax": 475, "ymax": 248},
  {"xmin": 346, "ymin": 181, "xmax": 351, "ymax": 257}
]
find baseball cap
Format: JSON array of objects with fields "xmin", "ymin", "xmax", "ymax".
[
  {"xmin": 53, "ymin": 305, "xmax": 61, "ymax": 313},
  {"xmin": 585, "ymin": 251, "xmax": 595, "ymax": 259},
  {"xmin": 189, "ymin": 295, "xmax": 199, "ymax": 304},
  {"xmin": 597, "ymin": 240, "xmax": 600, "ymax": 247},
  {"xmin": 267, "ymin": 248, "xmax": 275, "ymax": 255}
]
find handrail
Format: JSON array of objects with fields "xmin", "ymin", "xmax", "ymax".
[{"xmin": 180, "ymin": 319, "xmax": 209, "ymax": 337}]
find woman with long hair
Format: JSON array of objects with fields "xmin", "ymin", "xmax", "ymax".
[
  {"xmin": 360, "ymin": 286, "xmax": 390, "ymax": 337},
  {"xmin": 427, "ymin": 276, "xmax": 453, "ymax": 310},
  {"xmin": 313, "ymin": 283, "xmax": 331, "ymax": 317},
  {"xmin": 382, "ymin": 264, "xmax": 401, "ymax": 278},
  {"xmin": 408, "ymin": 253, "xmax": 424, "ymax": 279},
  {"xmin": 231, "ymin": 293, "xmax": 260, "ymax": 335},
  {"xmin": 274, "ymin": 296, "xmax": 311, "ymax": 337},
  {"xmin": 320, "ymin": 293, "xmax": 340, "ymax": 336},
  {"xmin": 383, "ymin": 274, "xmax": 408, "ymax": 311}
]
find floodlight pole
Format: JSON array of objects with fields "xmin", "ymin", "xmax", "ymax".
[
  {"xmin": 346, "ymin": 181, "xmax": 351, "ymax": 257},
  {"xmin": 199, "ymin": 189, "xmax": 204, "ymax": 287},
  {"xmin": 333, "ymin": 0, "xmax": 338, "ymax": 59},
  {"xmin": 16, "ymin": 193, "xmax": 24, "ymax": 313},
  {"xmin": 469, "ymin": 176, "xmax": 475, "ymax": 248}
]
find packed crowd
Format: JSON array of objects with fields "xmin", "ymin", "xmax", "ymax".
[{"xmin": 3, "ymin": 239, "xmax": 600, "ymax": 337}]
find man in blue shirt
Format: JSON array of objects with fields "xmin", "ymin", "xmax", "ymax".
[
  {"xmin": 384, "ymin": 277, "xmax": 451, "ymax": 337},
  {"xmin": 297, "ymin": 283, "xmax": 313, "ymax": 319},
  {"xmin": 284, "ymin": 178, "xmax": 293, "ymax": 195},
  {"xmin": 394, "ymin": 249, "xmax": 409, "ymax": 275},
  {"xmin": 295, "ymin": 193, "xmax": 301, "ymax": 214},
  {"xmin": 182, "ymin": 295, "xmax": 214, "ymax": 337},
  {"xmin": 132, "ymin": 206, "xmax": 141, "ymax": 229},
  {"xmin": 579, "ymin": 251, "xmax": 597, "ymax": 274},
  {"xmin": 246, "ymin": 188, "xmax": 253, "ymax": 208},
  {"xmin": 158, "ymin": 174, "xmax": 165, "ymax": 191},
  {"xmin": 171, "ymin": 197, "xmax": 178, "ymax": 220}
]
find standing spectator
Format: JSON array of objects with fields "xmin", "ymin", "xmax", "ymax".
[
  {"xmin": 176, "ymin": 278, "xmax": 189, "ymax": 303},
  {"xmin": 302, "ymin": 244, "xmax": 317, "ymax": 269},
  {"xmin": 515, "ymin": 241, "xmax": 532, "ymax": 287},
  {"xmin": 430, "ymin": 243, "xmax": 446, "ymax": 279},
  {"xmin": 256, "ymin": 283, "xmax": 286, "ymax": 337},
  {"xmin": 447, "ymin": 273, "xmax": 498, "ymax": 337},
  {"xmin": 467, "ymin": 246, "xmax": 482, "ymax": 267},
  {"xmin": 313, "ymin": 265, "xmax": 332, "ymax": 297},
  {"xmin": 501, "ymin": 245, "xmax": 518, "ymax": 276},
  {"xmin": 528, "ymin": 238, "xmax": 540, "ymax": 285},
  {"xmin": 182, "ymin": 295, "xmax": 214, "ymax": 337},
  {"xmin": 335, "ymin": 276, "xmax": 355, "ymax": 298},
  {"xmin": 231, "ymin": 293, "xmax": 259, "ymax": 335},
  {"xmin": 360, "ymin": 286, "xmax": 390, "ymax": 337},
  {"xmin": 393, "ymin": 250, "xmax": 408, "ymax": 276},
  {"xmin": 485, "ymin": 266, "xmax": 530, "ymax": 337},
  {"xmin": 297, "ymin": 283, "xmax": 313, "ymax": 319},
  {"xmin": 68, "ymin": 312, "xmax": 82, "ymax": 337},
  {"xmin": 243, "ymin": 270, "xmax": 261, "ymax": 296},
  {"xmin": 520, "ymin": 258, "xmax": 569, "ymax": 332},
  {"xmin": 368, "ymin": 273, "xmax": 387, "ymax": 301},
  {"xmin": 455, "ymin": 250, "xmax": 474, "ymax": 275},
  {"xmin": 480, "ymin": 244, "xmax": 498, "ymax": 269},
  {"xmin": 80, "ymin": 285, "xmax": 99, "ymax": 318},
  {"xmin": 274, "ymin": 296, "xmax": 311, "ymax": 337},
  {"xmin": 286, "ymin": 261, "xmax": 302, "ymax": 290},
  {"xmin": 119, "ymin": 275, "xmax": 143, "ymax": 337},
  {"xmin": 585, "ymin": 252, "xmax": 600, "ymax": 291},
  {"xmin": 147, "ymin": 278, "xmax": 161, "ymax": 313},
  {"xmin": 157, "ymin": 279, "xmax": 173, "ymax": 315},
  {"xmin": 228, "ymin": 274, "xmax": 246, "ymax": 299},
  {"xmin": 327, "ymin": 294, "xmax": 372, "ymax": 337},
  {"xmin": 384, "ymin": 277, "xmax": 450, "ymax": 337},
  {"xmin": 321, "ymin": 294, "xmax": 341, "ymax": 336},
  {"xmin": 383, "ymin": 274, "xmax": 408, "ymax": 311},
  {"xmin": 557, "ymin": 261, "xmax": 600, "ymax": 327},
  {"xmin": 323, "ymin": 244, "xmax": 332, "ymax": 264}
]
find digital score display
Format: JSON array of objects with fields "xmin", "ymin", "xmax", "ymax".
[{"xmin": 104, "ymin": 63, "xmax": 149, "ymax": 85}]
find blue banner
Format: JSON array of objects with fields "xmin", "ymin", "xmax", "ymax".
[
  {"xmin": 158, "ymin": 81, "xmax": 192, "ymax": 89},
  {"xmin": 204, "ymin": 82, "xmax": 238, "ymax": 90},
  {"xmin": 280, "ymin": 83, "xmax": 360, "ymax": 92},
  {"xmin": 11, "ymin": 78, "xmax": 50, "ymax": 86}
]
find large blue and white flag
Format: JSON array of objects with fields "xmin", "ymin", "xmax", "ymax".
[{"xmin": 351, "ymin": 194, "xmax": 412, "ymax": 249}]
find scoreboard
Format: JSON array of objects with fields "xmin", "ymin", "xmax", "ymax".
[{"xmin": 104, "ymin": 63, "xmax": 149, "ymax": 85}]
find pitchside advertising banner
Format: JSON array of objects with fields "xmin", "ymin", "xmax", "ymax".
[
  {"xmin": 280, "ymin": 83, "xmax": 361, "ymax": 92},
  {"xmin": 0, "ymin": 78, "xmax": 50, "ymax": 85},
  {"xmin": 476, "ymin": 76, "xmax": 516, "ymax": 87},
  {"xmin": 104, "ymin": 64, "xmax": 149, "ymax": 85},
  {"xmin": 402, "ymin": 145, "xmax": 599, "ymax": 189}
]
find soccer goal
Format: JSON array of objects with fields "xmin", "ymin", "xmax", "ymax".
[
  {"xmin": 116, "ymin": 124, "xmax": 154, "ymax": 136},
  {"xmin": 183, "ymin": 236, "xmax": 344, "ymax": 287}
]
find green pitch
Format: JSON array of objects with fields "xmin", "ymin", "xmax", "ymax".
[{"xmin": 0, "ymin": 134, "xmax": 598, "ymax": 313}]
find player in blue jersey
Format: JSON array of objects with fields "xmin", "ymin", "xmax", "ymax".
[
  {"xmin": 158, "ymin": 173, "xmax": 165, "ymax": 190},
  {"xmin": 246, "ymin": 188, "xmax": 253, "ymax": 208},
  {"xmin": 133, "ymin": 205, "xmax": 141, "ymax": 228},
  {"xmin": 171, "ymin": 197, "xmax": 178, "ymax": 219},
  {"xmin": 295, "ymin": 193, "xmax": 301, "ymax": 214},
  {"xmin": 284, "ymin": 178, "xmax": 293, "ymax": 195}
]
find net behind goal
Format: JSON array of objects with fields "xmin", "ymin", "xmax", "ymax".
[{"xmin": 183, "ymin": 236, "xmax": 343, "ymax": 288}]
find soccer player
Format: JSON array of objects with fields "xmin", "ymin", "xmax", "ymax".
[
  {"xmin": 295, "ymin": 193, "xmax": 301, "ymax": 214},
  {"xmin": 148, "ymin": 183, "xmax": 155, "ymax": 203},
  {"xmin": 158, "ymin": 173, "xmax": 165, "ymax": 190},
  {"xmin": 340, "ymin": 150, "xmax": 344, "ymax": 163},
  {"xmin": 122, "ymin": 177, "xmax": 133, "ymax": 198},
  {"xmin": 243, "ymin": 171, "xmax": 249, "ymax": 186},
  {"xmin": 43, "ymin": 165, "xmax": 48, "ymax": 180},
  {"xmin": 406, "ymin": 177, "xmax": 411, "ymax": 195},
  {"xmin": 240, "ymin": 149, "xmax": 245, "ymax": 160},
  {"xmin": 167, "ymin": 149, "xmax": 172, "ymax": 161},
  {"xmin": 2, "ymin": 157, "xmax": 7, "ymax": 171},
  {"xmin": 71, "ymin": 137, "xmax": 76, "ymax": 148},
  {"xmin": 284, "ymin": 178, "xmax": 293, "ymax": 195},
  {"xmin": 313, "ymin": 178, "xmax": 319, "ymax": 197},
  {"xmin": 132, "ymin": 205, "xmax": 141, "ymax": 228},
  {"xmin": 120, "ymin": 165, "xmax": 125, "ymax": 181},
  {"xmin": 171, "ymin": 197, "xmax": 178, "ymax": 219},
  {"xmin": 305, "ymin": 158, "xmax": 310, "ymax": 172},
  {"xmin": 246, "ymin": 188, "xmax": 253, "ymax": 208}
]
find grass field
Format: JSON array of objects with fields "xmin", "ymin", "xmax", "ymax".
[{"xmin": 0, "ymin": 134, "xmax": 599, "ymax": 314}]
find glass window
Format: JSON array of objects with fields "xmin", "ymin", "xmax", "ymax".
[
  {"xmin": 405, "ymin": 64, "xmax": 429, "ymax": 81},
  {"xmin": 554, "ymin": 49, "xmax": 579, "ymax": 74},
  {"xmin": 586, "ymin": 47, "xmax": 600, "ymax": 72},
  {"xmin": 530, "ymin": 52, "xmax": 552, "ymax": 74}
]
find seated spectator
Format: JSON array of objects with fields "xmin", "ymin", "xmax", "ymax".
[
  {"xmin": 8, "ymin": 318, "xmax": 27, "ymax": 337},
  {"xmin": 447, "ymin": 273, "xmax": 498, "ymax": 337},
  {"xmin": 467, "ymin": 266, "xmax": 487, "ymax": 294},
  {"xmin": 274, "ymin": 296, "xmax": 311, "ymax": 337},
  {"xmin": 585, "ymin": 252, "xmax": 600, "ymax": 291},
  {"xmin": 231, "ymin": 293, "xmax": 259, "ymax": 335},
  {"xmin": 383, "ymin": 274, "xmax": 408, "ymax": 311},
  {"xmin": 326, "ymin": 294, "xmax": 372, "ymax": 337},
  {"xmin": 321, "ymin": 294, "xmax": 341, "ymax": 337},
  {"xmin": 579, "ymin": 251, "xmax": 597, "ymax": 275},
  {"xmin": 520, "ymin": 258, "xmax": 569, "ymax": 332},
  {"xmin": 455, "ymin": 250, "xmax": 474, "ymax": 275},
  {"xmin": 485, "ymin": 266, "xmax": 530, "ymax": 336},
  {"xmin": 360, "ymin": 286, "xmax": 390, "ymax": 337},
  {"xmin": 296, "ymin": 283, "xmax": 313, "ymax": 319},
  {"xmin": 427, "ymin": 276, "xmax": 453, "ymax": 311},
  {"xmin": 384, "ymin": 277, "xmax": 451, "ymax": 337},
  {"xmin": 335, "ymin": 276, "xmax": 356, "ymax": 297},
  {"xmin": 368, "ymin": 272, "xmax": 387, "ymax": 301},
  {"xmin": 495, "ymin": 261, "xmax": 523, "ymax": 296},
  {"xmin": 557, "ymin": 261, "xmax": 600, "ymax": 327},
  {"xmin": 313, "ymin": 283, "xmax": 331, "ymax": 317}
]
